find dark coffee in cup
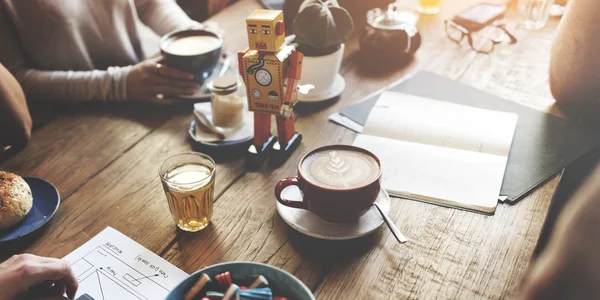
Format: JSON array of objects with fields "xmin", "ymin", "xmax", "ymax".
[
  {"xmin": 275, "ymin": 145, "xmax": 382, "ymax": 223},
  {"xmin": 160, "ymin": 29, "xmax": 223, "ymax": 83}
]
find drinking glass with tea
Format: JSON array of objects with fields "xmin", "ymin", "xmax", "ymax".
[
  {"xmin": 518, "ymin": 0, "xmax": 554, "ymax": 29},
  {"xmin": 418, "ymin": 0, "xmax": 441, "ymax": 15},
  {"xmin": 159, "ymin": 152, "xmax": 216, "ymax": 232}
]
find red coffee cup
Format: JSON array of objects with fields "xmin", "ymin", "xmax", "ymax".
[{"xmin": 274, "ymin": 145, "xmax": 382, "ymax": 223}]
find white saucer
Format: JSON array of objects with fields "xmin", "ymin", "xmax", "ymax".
[
  {"xmin": 276, "ymin": 187, "xmax": 390, "ymax": 240},
  {"xmin": 298, "ymin": 74, "xmax": 345, "ymax": 103},
  {"xmin": 189, "ymin": 102, "xmax": 253, "ymax": 147}
]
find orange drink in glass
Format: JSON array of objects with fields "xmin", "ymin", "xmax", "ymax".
[{"xmin": 418, "ymin": 0, "xmax": 441, "ymax": 14}]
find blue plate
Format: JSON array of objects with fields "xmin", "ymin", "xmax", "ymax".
[
  {"xmin": 167, "ymin": 261, "xmax": 316, "ymax": 300},
  {"xmin": 0, "ymin": 177, "xmax": 60, "ymax": 243}
]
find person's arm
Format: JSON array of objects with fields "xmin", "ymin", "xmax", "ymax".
[
  {"xmin": 518, "ymin": 165, "xmax": 600, "ymax": 299},
  {"xmin": 0, "ymin": 5, "xmax": 199, "ymax": 104},
  {"xmin": 0, "ymin": 63, "xmax": 31, "ymax": 148},
  {"xmin": 0, "ymin": 254, "xmax": 78, "ymax": 300},
  {"xmin": 0, "ymin": 5, "xmax": 131, "ymax": 103},
  {"xmin": 550, "ymin": 0, "xmax": 600, "ymax": 105},
  {"xmin": 135, "ymin": 0, "xmax": 204, "ymax": 37}
]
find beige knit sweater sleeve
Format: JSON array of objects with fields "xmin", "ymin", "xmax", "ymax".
[
  {"xmin": 0, "ymin": 0, "xmax": 201, "ymax": 103},
  {"xmin": 136, "ymin": 0, "xmax": 203, "ymax": 36},
  {"xmin": 0, "ymin": 8, "xmax": 129, "ymax": 102}
]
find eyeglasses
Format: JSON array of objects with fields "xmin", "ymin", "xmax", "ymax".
[{"xmin": 444, "ymin": 20, "xmax": 517, "ymax": 53}]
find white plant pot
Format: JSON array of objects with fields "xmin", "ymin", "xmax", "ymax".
[{"xmin": 298, "ymin": 44, "xmax": 346, "ymax": 102}]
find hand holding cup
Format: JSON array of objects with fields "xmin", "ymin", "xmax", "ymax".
[{"xmin": 126, "ymin": 56, "xmax": 200, "ymax": 104}]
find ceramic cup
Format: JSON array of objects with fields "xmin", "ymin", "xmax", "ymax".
[
  {"xmin": 160, "ymin": 29, "xmax": 223, "ymax": 83},
  {"xmin": 274, "ymin": 145, "xmax": 382, "ymax": 223},
  {"xmin": 297, "ymin": 44, "xmax": 344, "ymax": 101}
]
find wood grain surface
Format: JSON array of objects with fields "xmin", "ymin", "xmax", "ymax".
[{"xmin": 0, "ymin": 0, "xmax": 563, "ymax": 299}]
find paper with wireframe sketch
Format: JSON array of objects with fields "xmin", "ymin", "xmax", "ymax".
[{"xmin": 63, "ymin": 227, "xmax": 188, "ymax": 300}]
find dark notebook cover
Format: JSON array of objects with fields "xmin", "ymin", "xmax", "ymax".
[{"xmin": 340, "ymin": 71, "xmax": 596, "ymax": 202}]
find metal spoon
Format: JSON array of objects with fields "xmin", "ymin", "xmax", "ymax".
[
  {"xmin": 373, "ymin": 203, "xmax": 408, "ymax": 244},
  {"xmin": 218, "ymin": 53, "xmax": 231, "ymax": 77}
]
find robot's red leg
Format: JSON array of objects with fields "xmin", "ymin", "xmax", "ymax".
[
  {"xmin": 254, "ymin": 112, "xmax": 272, "ymax": 147},
  {"xmin": 247, "ymin": 112, "xmax": 277, "ymax": 170},
  {"xmin": 276, "ymin": 115, "xmax": 296, "ymax": 144},
  {"xmin": 272, "ymin": 116, "xmax": 302, "ymax": 165}
]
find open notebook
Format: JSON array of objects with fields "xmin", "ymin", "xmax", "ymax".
[{"xmin": 352, "ymin": 92, "xmax": 518, "ymax": 214}]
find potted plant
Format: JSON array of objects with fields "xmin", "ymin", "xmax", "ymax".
[{"xmin": 292, "ymin": 0, "xmax": 353, "ymax": 101}]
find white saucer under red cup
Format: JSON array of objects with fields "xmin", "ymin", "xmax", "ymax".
[{"xmin": 276, "ymin": 187, "xmax": 391, "ymax": 240}]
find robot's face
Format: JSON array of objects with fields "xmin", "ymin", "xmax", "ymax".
[
  {"xmin": 247, "ymin": 22, "xmax": 274, "ymax": 51},
  {"xmin": 246, "ymin": 10, "xmax": 285, "ymax": 52}
]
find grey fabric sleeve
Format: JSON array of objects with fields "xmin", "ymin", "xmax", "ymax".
[
  {"xmin": 0, "ymin": 0, "xmax": 204, "ymax": 103},
  {"xmin": 0, "ymin": 3, "xmax": 131, "ymax": 102},
  {"xmin": 14, "ymin": 66, "xmax": 131, "ymax": 102},
  {"xmin": 135, "ymin": 0, "xmax": 204, "ymax": 37}
]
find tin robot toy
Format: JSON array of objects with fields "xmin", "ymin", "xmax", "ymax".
[{"xmin": 238, "ymin": 9, "xmax": 304, "ymax": 168}]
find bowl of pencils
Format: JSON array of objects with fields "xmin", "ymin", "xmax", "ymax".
[{"xmin": 166, "ymin": 261, "xmax": 316, "ymax": 300}]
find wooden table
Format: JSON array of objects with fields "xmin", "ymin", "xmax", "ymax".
[{"xmin": 1, "ymin": 0, "xmax": 564, "ymax": 299}]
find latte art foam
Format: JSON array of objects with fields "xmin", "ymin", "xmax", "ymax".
[
  {"xmin": 164, "ymin": 35, "xmax": 221, "ymax": 56},
  {"xmin": 301, "ymin": 149, "xmax": 380, "ymax": 189}
]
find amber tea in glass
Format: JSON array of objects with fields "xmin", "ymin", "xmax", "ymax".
[
  {"xmin": 159, "ymin": 152, "xmax": 215, "ymax": 232},
  {"xmin": 418, "ymin": 0, "xmax": 441, "ymax": 14}
]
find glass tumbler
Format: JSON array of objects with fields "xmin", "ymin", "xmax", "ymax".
[
  {"xmin": 159, "ymin": 152, "xmax": 216, "ymax": 232},
  {"xmin": 417, "ymin": 0, "xmax": 441, "ymax": 15},
  {"xmin": 518, "ymin": 0, "xmax": 554, "ymax": 29}
]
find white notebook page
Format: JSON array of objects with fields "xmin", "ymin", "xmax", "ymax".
[{"xmin": 353, "ymin": 92, "xmax": 518, "ymax": 213}]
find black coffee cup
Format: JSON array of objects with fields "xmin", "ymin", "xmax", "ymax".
[{"xmin": 160, "ymin": 29, "xmax": 223, "ymax": 83}]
